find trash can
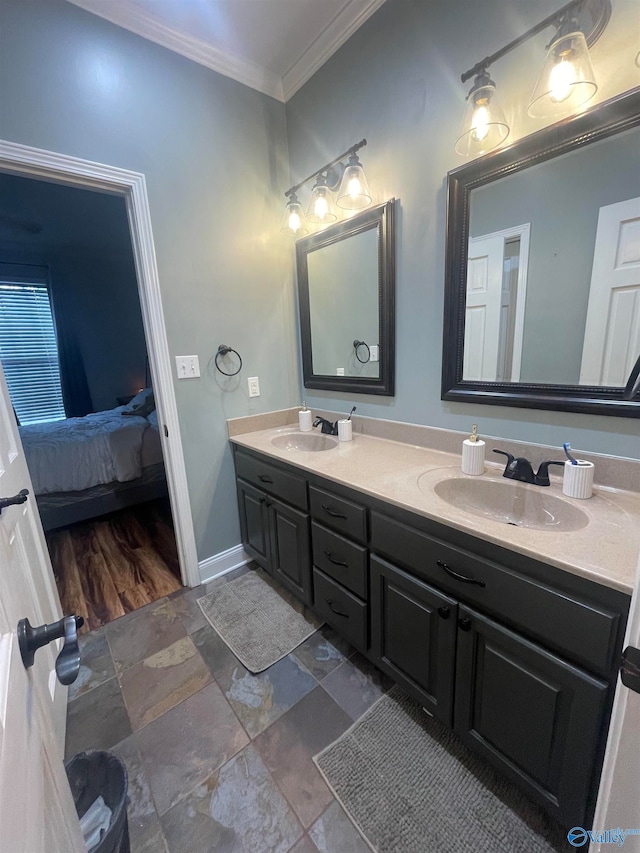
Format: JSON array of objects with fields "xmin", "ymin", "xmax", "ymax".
[{"xmin": 66, "ymin": 750, "xmax": 130, "ymax": 853}]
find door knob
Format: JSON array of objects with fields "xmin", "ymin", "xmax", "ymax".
[
  {"xmin": 0, "ymin": 488, "xmax": 29, "ymax": 512},
  {"xmin": 17, "ymin": 615, "xmax": 85, "ymax": 685}
]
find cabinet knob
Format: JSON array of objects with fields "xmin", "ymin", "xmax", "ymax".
[
  {"xmin": 438, "ymin": 606, "xmax": 450, "ymax": 619},
  {"xmin": 458, "ymin": 617, "xmax": 472, "ymax": 631}
]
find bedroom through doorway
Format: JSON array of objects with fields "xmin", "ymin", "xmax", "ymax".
[{"xmin": 0, "ymin": 171, "xmax": 184, "ymax": 632}]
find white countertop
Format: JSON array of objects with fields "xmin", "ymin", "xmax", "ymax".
[{"xmin": 231, "ymin": 424, "xmax": 640, "ymax": 595}]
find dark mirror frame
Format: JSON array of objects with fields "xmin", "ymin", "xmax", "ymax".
[
  {"xmin": 297, "ymin": 198, "xmax": 396, "ymax": 396},
  {"xmin": 442, "ymin": 87, "xmax": 640, "ymax": 418}
]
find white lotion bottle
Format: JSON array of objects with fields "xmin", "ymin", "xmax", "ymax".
[
  {"xmin": 461, "ymin": 424, "xmax": 485, "ymax": 475},
  {"xmin": 299, "ymin": 402, "xmax": 312, "ymax": 432}
]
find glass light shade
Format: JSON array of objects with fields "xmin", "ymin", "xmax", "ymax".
[
  {"xmin": 528, "ymin": 31, "xmax": 597, "ymax": 118},
  {"xmin": 336, "ymin": 154, "xmax": 372, "ymax": 210},
  {"xmin": 306, "ymin": 182, "xmax": 337, "ymax": 224},
  {"xmin": 454, "ymin": 79, "xmax": 510, "ymax": 158},
  {"xmin": 280, "ymin": 196, "xmax": 308, "ymax": 237}
]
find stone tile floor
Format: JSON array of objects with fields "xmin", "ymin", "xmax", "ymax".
[{"xmin": 66, "ymin": 564, "xmax": 393, "ymax": 852}]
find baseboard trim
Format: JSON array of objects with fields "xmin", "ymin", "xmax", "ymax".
[{"xmin": 198, "ymin": 544, "xmax": 250, "ymax": 584}]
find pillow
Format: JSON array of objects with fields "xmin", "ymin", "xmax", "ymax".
[
  {"xmin": 147, "ymin": 409, "xmax": 158, "ymax": 428},
  {"xmin": 121, "ymin": 388, "xmax": 155, "ymax": 418}
]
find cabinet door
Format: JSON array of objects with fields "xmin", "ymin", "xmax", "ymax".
[
  {"xmin": 454, "ymin": 606, "xmax": 608, "ymax": 827},
  {"xmin": 268, "ymin": 497, "xmax": 312, "ymax": 606},
  {"xmin": 370, "ymin": 556, "xmax": 457, "ymax": 724},
  {"xmin": 237, "ymin": 479, "xmax": 270, "ymax": 571}
]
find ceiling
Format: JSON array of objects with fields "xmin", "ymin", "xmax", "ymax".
[{"xmin": 66, "ymin": 0, "xmax": 386, "ymax": 102}]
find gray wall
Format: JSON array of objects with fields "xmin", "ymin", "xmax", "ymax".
[
  {"xmin": 286, "ymin": 0, "xmax": 640, "ymax": 458},
  {"xmin": 469, "ymin": 129, "xmax": 640, "ymax": 384},
  {"xmin": 0, "ymin": 0, "xmax": 297, "ymax": 561}
]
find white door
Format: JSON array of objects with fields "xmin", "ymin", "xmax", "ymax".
[
  {"xmin": 580, "ymin": 196, "xmax": 640, "ymax": 386},
  {"xmin": 464, "ymin": 225, "xmax": 529, "ymax": 381},
  {"xmin": 0, "ymin": 363, "xmax": 83, "ymax": 850},
  {"xmin": 590, "ymin": 550, "xmax": 640, "ymax": 852}
]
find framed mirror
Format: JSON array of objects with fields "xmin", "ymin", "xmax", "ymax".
[
  {"xmin": 296, "ymin": 199, "xmax": 396, "ymax": 395},
  {"xmin": 442, "ymin": 87, "xmax": 640, "ymax": 417}
]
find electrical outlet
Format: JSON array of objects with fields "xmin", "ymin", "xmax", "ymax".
[
  {"xmin": 175, "ymin": 355, "xmax": 200, "ymax": 379},
  {"xmin": 370, "ymin": 345, "xmax": 379, "ymax": 362},
  {"xmin": 248, "ymin": 376, "xmax": 260, "ymax": 397},
  {"xmin": 336, "ymin": 368, "xmax": 345, "ymax": 376}
]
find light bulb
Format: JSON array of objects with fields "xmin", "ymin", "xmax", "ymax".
[
  {"xmin": 288, "ymin": 209, "xmax": 301, "ymax": 233},
  {"xmin": 314, "ymin": 195, "xmax": 329, "ymax": 219},
  {"xmin": 471, "ymin": 103, "xmax": 490, "ymax": 141},
  {"xmin": 346, "ymin": 174, "xmax": 362, "ymax": 199},
  {"xmin": 549, "ymin": 56, "xmax": 576, "ymax": 103}
]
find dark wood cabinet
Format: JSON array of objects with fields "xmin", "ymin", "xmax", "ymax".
[
  {"xmin": 454, "ymin": 606, "xmax": 608, "ymax": 826},
  {"xmin": 235, "ymin": 451, "xmax": 311, "ymax": 605},
  {"xmin": 268, "ymin": 497, "xmax": 311, "ymax": 604},
  {"xmin": 236, "ymin": 478, "xmax": 270, "ymax": 570},
  {"xmin": 370, "ymin": 556, "xmax": 457, "ymax": 723},
  {"xmin": 233, "ymin": 443, "xmax": 629, "ymax": 830}
]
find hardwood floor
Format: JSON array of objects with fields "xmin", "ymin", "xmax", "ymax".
[{"xmin": 47, "ymin": 499, "xmax": 183, "ymax": 633}]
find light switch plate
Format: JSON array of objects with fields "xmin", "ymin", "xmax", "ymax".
[
  {"xmin": 336, "ymin": 368, "xmax": 345, "ymax": 376},
  {"xmin": 176, "ymin": 355, "xmax": 200, "ymax": 379},
  {"xmin": 370, "ymin": 345, "xmax": 379, "ymax": 362}
]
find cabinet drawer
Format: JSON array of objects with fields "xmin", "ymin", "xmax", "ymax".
[
  {"xmin": 235, "ymin": 451, "xmax": 307, "ymax": 510},
  {"xmin": 310, "ymin": 485, "xmax": 367, "ymax": 543},
  {"xmin": 371, "ymin": 511, "xmax": 620, "ymax": 676},
  {"xmin": 313, "ymin": 568, "xmax": 368, "ymax": 653},
  {"xmin": 312, "ymin": 522, "xmax": 368, "ymax": 599}
]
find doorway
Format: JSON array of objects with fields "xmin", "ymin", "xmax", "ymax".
[{"xmin": 0, "ymin": 139, "xmax": 200, "ymax": 625}]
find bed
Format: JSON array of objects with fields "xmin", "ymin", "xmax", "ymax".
[{"xmin": 20, "ymin": 389, "xmax": 168, "ymax": 531}]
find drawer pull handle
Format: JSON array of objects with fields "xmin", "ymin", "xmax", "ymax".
[
  {"xmin": 326, "ymin": 599, "xmax": 349, "ymax": 618},
  {"xmin": 437, "ymin": 559, "xmax": 485, "ymax": 588},
  {"xmin": 322, "ymin": 504, "xmax": 348, "ymax": 519},
  {"xmin": 324, "ymin": 550, "xmax": 349, "ymax": 567},
  {"xmin": 438, "ymin": 606, "xmax": 450, "ymax": 619},
  {"xmin": 458, "ymin": 617, "xmax": 472, "ymax": 631},
  {"xmin": 258, "ymin": 474, "xmax": 274, "ymax": 484}
]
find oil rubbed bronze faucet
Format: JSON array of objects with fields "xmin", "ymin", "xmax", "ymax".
[
  {"xmin": 313, "ymin": 416, "xmax": 338, "ymax": 436},
  {"xmin": 493, "ymin": 449, "xmax": 564, "ymax": 487}
]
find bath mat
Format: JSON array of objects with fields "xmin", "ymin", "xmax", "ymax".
[
  {"xmin": 314, "ymin": 686, "xmax": 571, "ymax": 853},
  {"xmin": 197, "ymin": 568, "xmax": 322, "ymax": 673}
]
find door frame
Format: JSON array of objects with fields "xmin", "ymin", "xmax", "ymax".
[
  {"xmin": 467, "ymin": 223, "xmax": 530, "ymax": 383},
  {"xmin": 0, "ymin": 139, "xmax": 200, "ymax": 588}
]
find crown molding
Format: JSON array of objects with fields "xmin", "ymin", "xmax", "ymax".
[
  {"xmin": 66, "ymin": 0, "xmax": 386, "ymax": 103},
  {"xmin": 282, "ymin": 0, "xmax": 387, "ymax": 100},
  {"xmin": 66, "ymin": 0, "xmax": 285, "ymax": 101}
]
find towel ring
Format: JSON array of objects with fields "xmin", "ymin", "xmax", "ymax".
[
  {"xmin": 353, "ymin": 339, "xmax": 371, "ymax": 364},
  {"xmin": 215, "ymin": 345, "xmax": 242, "ymax": 376}
]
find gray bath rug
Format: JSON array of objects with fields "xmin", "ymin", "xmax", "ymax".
[
  {"xmin": 197, "ymin": 568, "xmax": 322, "ymax": 673},
  {"xmin": 314, "ymin": 686, "xmax": 571, "ymax": 853}
]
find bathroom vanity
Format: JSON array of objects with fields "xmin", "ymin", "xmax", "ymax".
[{"xmin": 230, "ymin": 422, "xmax": 637, "ymax": 829}]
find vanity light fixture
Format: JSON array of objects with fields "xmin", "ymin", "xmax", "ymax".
[
  {"xmin": 454, "ymin": 68, "xmax": 510, "ymax": 157},
  {"xmin": 456, "ymin": 0, "xmax": 611, "ymax": 156},
  {"xmin": 306, "ymin": 173, "xmax": 338, "ymax": 224},
  {"xmin": 280, "ymin": 191, "xmax": 309, "ymax": 237},
  {"xmin": 281, "ymin": 139, "xmax": 372, "ymax": 236}
]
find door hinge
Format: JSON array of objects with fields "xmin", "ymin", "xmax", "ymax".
[{"xmin": 164, "ymin": 424, "xmax": 169, "ymax": 437}]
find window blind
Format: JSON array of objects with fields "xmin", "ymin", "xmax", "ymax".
[{"xmin": 0, "ymin": 281, "xmax": 66, "ymax": 424}]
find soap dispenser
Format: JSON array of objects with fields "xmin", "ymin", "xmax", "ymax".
[
  {"xmin": 462, "ymin": 424, "xmax": 485, "ymax": 475},
  {"xmin": 299, "ymin": 402, "xmax": 312, "ymax": 432}
]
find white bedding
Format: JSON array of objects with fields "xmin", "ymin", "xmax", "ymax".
[{"xmin": 20, "ymin": 407, "xmax": 152, "ymax": 494}]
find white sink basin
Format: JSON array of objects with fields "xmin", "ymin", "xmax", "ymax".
[
  {"xmin": 425, "ymin": 476, "xmax": 589, "ymax": 532},
  {"xmin": 271, "ymin": 431, "xmax": 338, "ymax": 452}
]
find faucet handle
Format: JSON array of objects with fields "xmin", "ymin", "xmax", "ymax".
[
  {"xmin": 535, "ymin": 460, "xmax": 565, "ymax": 487},
  {"xmin": 493, "ymin": 449, "xmax": 515, "ymax": 471}
]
